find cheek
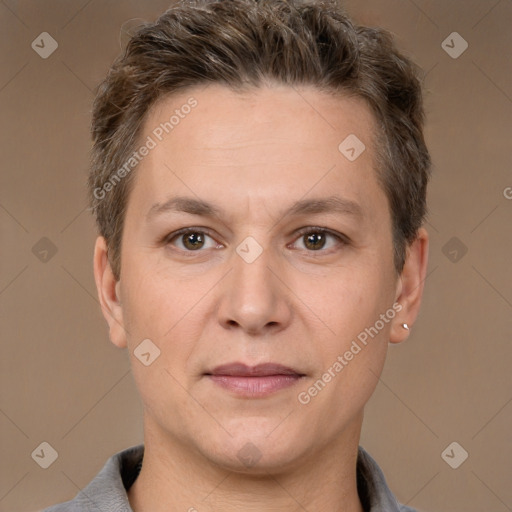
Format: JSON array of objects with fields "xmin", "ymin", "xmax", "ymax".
[
  {"xmin": 122, "ymin": 258, "xmax": 194, "ymax": 339},
  {"xmin": 293, "ymin": 263, "xmax": 388, "ymax": 341},
  {"xmin": 296, "ymin": 264, "xmax": 393, "ymax": 392},
  {"xmin": 121, "ymin": 270, "xmax": 205, "ymax": 421},
  {"xmin": 297, "ymin": 311, "xmax": 389, "ymax": 436},
  {"xmin": 121, "ymin": 263, "xmax": 214, "ymax": 376}
]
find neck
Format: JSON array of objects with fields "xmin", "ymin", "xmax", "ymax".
[{"xmin": 128, "ymin": 413, "xmax": 365, "ymax": 512}]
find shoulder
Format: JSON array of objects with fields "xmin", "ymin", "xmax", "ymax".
[
  {"xmin": 40, "ymin": 444, "xmax": 144, "ymax": 512},
  {"xmin": 357, "ymin": 445, "xmax": 420, "ymax": 512},
  {"xmin": 41, "ymin": 499, "xmax": 78, "ymax": 512}
]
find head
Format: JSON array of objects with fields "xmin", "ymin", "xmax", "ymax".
[{"xmin": 92, "ymin": 0, "xmax": 430, "ymax": 472}]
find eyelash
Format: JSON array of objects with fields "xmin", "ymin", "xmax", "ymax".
[{"xmin": 162, "ymin": 226, "xmax": 349, "ymax": 255}]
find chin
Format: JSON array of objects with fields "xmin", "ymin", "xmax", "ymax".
[{"xmin": 195, "ymin": 419, "xmax": 310, "ymax": 474}]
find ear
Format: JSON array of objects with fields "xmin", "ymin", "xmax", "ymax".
[
  {"xmin": 389, "ymin": 227, "xmax": 429, "ymax": 344},
  {"xmin": 93, "ymin": 236, "xmax": 127, "ymax": 349}
]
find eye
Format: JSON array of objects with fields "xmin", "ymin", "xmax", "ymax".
[
  {"xmin": 165, "ymin": 228, "xmax": 221, "ymax": 251},
  {"xmin": 290, "ymin": 227, "xmax": 348, "ymax": 252},
  {"xmin": 163, "ymin": 226, "xmax": 348, "ymax": 254}
]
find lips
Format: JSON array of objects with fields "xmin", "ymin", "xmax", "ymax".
[
  {"xmin": 205, "ymin": 363, "xmax": 305, "ymax": 397},
  {"xmin": 206, "ymin": 362, "xmax": 304, "ymax": 377}
]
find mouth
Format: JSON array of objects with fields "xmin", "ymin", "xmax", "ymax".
[{"xmin": 204, "ymin": 363, "xmax": 306, "ymax": 398}]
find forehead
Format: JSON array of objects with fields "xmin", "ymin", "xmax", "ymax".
[
  {"xmin": 145, "ymin": 84, "xmax": 377, "ymax": 158},
  {"xmin": 128, "ymin": 83, "xmax": 387, "ymax": 225}
]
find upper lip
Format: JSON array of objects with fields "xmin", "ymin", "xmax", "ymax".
[{"xmin": 206, "ymin": 362, "xmax": 304, "ymax": 377}]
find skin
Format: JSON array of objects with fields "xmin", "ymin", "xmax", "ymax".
[{"xmin": 94, "ymin": 83, "xmax": 429, "ymax": 512}]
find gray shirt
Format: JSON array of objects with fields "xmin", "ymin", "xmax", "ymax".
[{"xmin": 42, "ymin": 444, "xmax": 417, "ymax": 511}]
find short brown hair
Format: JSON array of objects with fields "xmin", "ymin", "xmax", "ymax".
[{"xmin": 89, "ymin": 0, "xmax": 431, "ymax": 280}]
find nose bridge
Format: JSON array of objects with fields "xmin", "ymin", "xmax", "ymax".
[
  {"xmin": 234, "ymin": 239, "xmax": 274, "ymax": 297},
  {"xmin": 217, "ymin": 237, "xmax": 291, "ymax": 333}
]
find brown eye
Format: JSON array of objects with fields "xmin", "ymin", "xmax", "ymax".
[
  {"xmin": 291, "ymin": 228, "xmax": 347, "ymax": 253},
  {"xmin": 303, "ymin": 232, "xmax": 327, "ymax": 250},
  {"xmin": 166, "ymin": 229, "xmax": 219, "ymax": 252},
  {"xmin": 182, "ymin": 232, "xmax": 205, "ymax": 250}
]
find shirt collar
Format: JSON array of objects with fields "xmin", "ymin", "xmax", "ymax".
[{"xmin": 59, "ymin": 444, "xmax": 413, "ymax": 512}]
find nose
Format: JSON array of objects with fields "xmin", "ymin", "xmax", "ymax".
[{"xmin": 216, "ymin": 244, "xmax": 293, "ymax": 336}]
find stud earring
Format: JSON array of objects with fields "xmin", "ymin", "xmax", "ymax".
[{"xmin": 402, "ymin": 323, "xmax": 409, "ymax": 330}]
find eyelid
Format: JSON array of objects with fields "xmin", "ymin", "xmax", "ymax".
[
  {"xmin": 163, "ymin": 227, "xmax": 222, "ymax": 248},
  {"xmin": 292, "ymin": 226, "xmax": 349, "ymax": 242},
  {"xmin": 289, "ymin": 226, "xmax": 349, "ymax": 251}
]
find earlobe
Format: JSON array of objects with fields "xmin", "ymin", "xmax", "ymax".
[
  {"xmin": 389, "ymin": 228, "xmax": 429, "ymax": 344},
  {"xmin": 93, "ymin": 236, "xmax": 127, "ymax": 349}
]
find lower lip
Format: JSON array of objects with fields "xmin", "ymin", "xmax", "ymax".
[{"xmin": 207, "ymin": 374, "xmax": 303, "ymax": 397}]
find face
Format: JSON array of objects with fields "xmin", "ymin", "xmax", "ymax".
[{"xmin": 98, "ymin": 84, "xmax": 414, "ymax": 472}]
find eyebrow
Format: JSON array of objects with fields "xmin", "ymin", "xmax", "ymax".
[{"xmin": 146, "ymin": 195, "xmax": 364, "ymax": 222}]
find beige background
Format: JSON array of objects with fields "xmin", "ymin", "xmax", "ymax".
[{"xmin": 1, "ymin": 0, "xmax": 511, "ymax": 511}]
